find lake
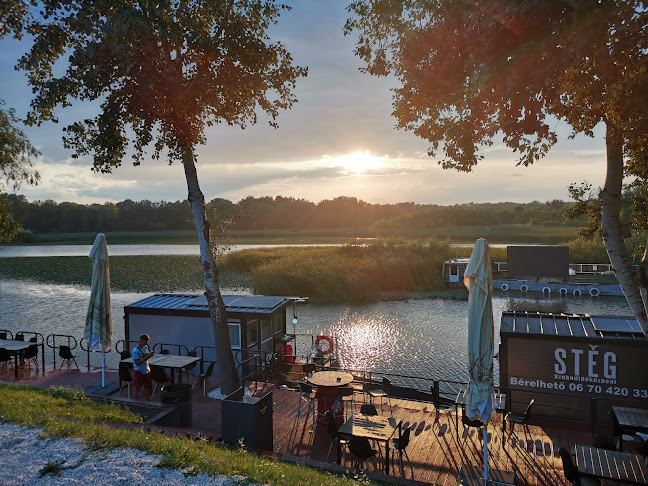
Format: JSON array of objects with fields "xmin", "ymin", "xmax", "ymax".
[{"xmin": 0, "ymin": 278, "xmax": 633, "ymax": 388}]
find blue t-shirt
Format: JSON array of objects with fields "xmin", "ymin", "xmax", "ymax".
[{"xmin": 132, "ymin": 345, "xmax": 150, "ymax": 374}]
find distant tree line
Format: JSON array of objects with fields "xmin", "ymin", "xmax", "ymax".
[{"xmin": 2, "ymin": 194, "xmax": 599, "ymax": 236}]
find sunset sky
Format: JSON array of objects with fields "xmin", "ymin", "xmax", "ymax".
[{"xmin": 0, "ymin": 2, "xmax": 607, "ymax": 206}]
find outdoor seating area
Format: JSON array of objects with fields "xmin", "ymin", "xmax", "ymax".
[{"xmin": 2, "ymin": 332, "xmax": 648, "ymax": 485}]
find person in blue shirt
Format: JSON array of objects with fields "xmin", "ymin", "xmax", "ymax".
[{"xmin": 132, "ymin": 333, "xmax": 155, "ymax": 400}]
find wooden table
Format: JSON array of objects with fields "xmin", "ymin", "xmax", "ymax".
[
  {"xmin": 0, "ymin": 338, "xmax": 43, "ymax": 379},
  {"xmin": 337, "ymin": 413, "xmax": 399, "ymax": 474},
  {"xmin": 574, "ymin": 444, "xmax": 648, "ymax": 484},
  {"xmin": 306, "ymin": 370, "xmax": 353, "ymax": 424},
  {"xmin": 122, "ymin": 355, "xmax": 201, "ymax": 383}
]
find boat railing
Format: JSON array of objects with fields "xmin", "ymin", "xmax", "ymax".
[
  {"xmin": 0, "ymin": 329, "xmax": 14, "ymax": 340},
  {"xmin": 46, "ymin": 333, "xmax": 78, "ymax": 368},
  {"xmin": 79, "ymin": 337, "xmax": 113, "ymax": 370},
  {"xmin": 234, "ymin": 349, "xmax": 275, "ymax": 389},
  {"xmin": 114, "ymin": 339, "xmax": 139, "ymax": 355}
]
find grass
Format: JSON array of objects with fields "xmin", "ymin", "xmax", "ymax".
[
  {"xmin": 0, "ymin": 384, "xmax": 385, "ymax": 485},
  {"xmin": 0, "ymin": 236, "xmax": 620, "ymax": 301},
  {"xmin": 8, "ymin": 224, "xmax": 581, "ymax": 245}
]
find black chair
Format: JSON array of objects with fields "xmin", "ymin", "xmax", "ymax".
[
  {"xmin": 325, "ymin": 410, "xmax": 350, "ymax": 462},
  {"xmin": 58, "ymin": 345, "xmax": 79, "ymax": 372},
  {"xmin": 0, "ymin": 331, "xmax": 7, "ymax": 339},
  {"xmin": 159, "ymin": 349, "xmax": 170, "ymax": 355},
  {"xmin": 15, "ymin": 334, "xmax": 24, "ymax": 341},
  {"xmin": 193, "ymin": 361, "xmax": 216, "ymax": 396},
  {"xmin": 0, "ymin": 348, "xmax": 14, "ymax": 369},
  {"xmin": 559, "ymin": 447, "xmax": 578, "ymax": 484},
  {"xmin": 118, "ymin": 365, "xmax": 134, "ymax": 398},
  {"xmin": 348, "ymin": 435, "xmax": 378, "ymax": 471},
  {"xmin": 392, "ymin": 426, "xmax": 414, "ymax": 479},
  {"xmin": 593, "ymin": 434, "xmax": 617, "ymax": 451},
  {"xmin": 360, "ymin": 403, "xmax": 378, "ymax": 416},
  {"xmin": 151, "ymin": 365, "xmax": 172, "ymax": 397},
  {"xmin": 334, "ymin": 386, "xmax": 355, "ymax": 420},
  {"xmin": 296, "ymin": 382, "xmax": 318, "ymax": 431},
  {"xmin": 430, "ymin": 382, "xmax": 456, "ymax": 424},
  {"xmin": 22, "ymin": 338, "xmax": 39, "ymax": 370},
  {"xmin": 369, "ymin": 377, "xmax": 393, "ymax": 415},
  {"xmin": 120, "ymin": 350, "xmax": 133, "ymax": 366},
  {"xmin": 505, "ymin": 398, "xmax": 534, "ymax": 444}
]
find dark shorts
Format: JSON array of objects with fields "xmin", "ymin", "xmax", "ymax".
[{"xmin": 133, "ymin": 370, "xmax": 152, "ymax": 388}]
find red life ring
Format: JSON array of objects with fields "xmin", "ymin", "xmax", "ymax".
[{"xmin": 314, "ymin": 335, "xmax": 334, "ymax": 355}]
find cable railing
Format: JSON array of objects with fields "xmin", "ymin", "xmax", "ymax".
[
  {"xmin": 79, "ymin": 338, "xmax": 113, "ymax": 370},
  {"xmin": 0, "ymin": 329, "xmax": 14, "ymax": 340},
  {"xmin": 45, "ymin": 334, "xmax": 78, "ymax": 368}
]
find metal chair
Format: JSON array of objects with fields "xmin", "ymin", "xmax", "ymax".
[
  {"xmin": 118, "ymin": 365, "xmax": 133, "ymax": 398},
  {"xmin": 296, "ymin": 382, "xmax": 318, "ymax": 431},
  {"xmin": 369, "ymin": 377, "xmax": 393, "ymax": 415},
  {"xmin": 392, "ymin": 425, "xmax": 414, "ymax": 479},
  {"xmin": 334, "ymin": 385, "xmax": 355, "ymax": 420},
  {"xmin": 430, "ymin": 381, "xmax": 456, "ymax": 424},
  {"xmin": 505, "ymin": 398, "xmax": 534, "ymax": 444},
  {"xmin": 58, "ymin": 345, "xmax": 79, "ymax": 372},
  {"xmin": 559, "ymin": 447, "xmax": 578, "ymax": 484}
]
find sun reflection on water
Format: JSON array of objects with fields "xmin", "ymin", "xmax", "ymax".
[{"xmin": 329, "ymin": 310, "xmax": 401, "ymax": 372}]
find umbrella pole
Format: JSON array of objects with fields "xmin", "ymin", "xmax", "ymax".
[
  {"xmin": 483, "ymin": 426, "xmax": 489, "ymax": 485},
  {"xmin": 101, "ymin": 348, "xmax": 106, "ymax": 388}
]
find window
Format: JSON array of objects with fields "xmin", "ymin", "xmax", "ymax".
[
  {"xmin": 261, "ymin": 319, "xmax": 273, "ymax": 353},
  {"xmin": 247, "ymin": 319, "xmax": 258, "ymax": 349},
  {"xmin": 228, "ymin": 321, "xmax": 241, "ymax": 349},
  {"xmin": 273, "ymin": 314, "xmax": 284, "ymax": 335}
]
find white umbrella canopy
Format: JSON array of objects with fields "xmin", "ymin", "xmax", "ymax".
[
  {"xmin": 84, "ymin": 233, "xmax": 112, "ymax": 387},
  {"xmin": 464, "ymin": 237, "xmax": 495, "ymax": 483}
]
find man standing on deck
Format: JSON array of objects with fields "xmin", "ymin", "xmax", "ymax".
[{"xmin": 132, "ymin": 333, "xmax": 155, "ymax": 400}]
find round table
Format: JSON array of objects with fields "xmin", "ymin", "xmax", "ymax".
[{"xmin": 306, "ymin": 371, "xmax": 354, "ymax": 424}]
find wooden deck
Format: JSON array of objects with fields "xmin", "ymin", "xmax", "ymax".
[
  {"xmin": 271, "ymin": 389, "xmax": 603, "ymax": 485},
  {"xmin": 0, "ymin": 362, "xmax": 630, "ymax": 485}
]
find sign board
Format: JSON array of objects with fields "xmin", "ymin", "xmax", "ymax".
[
  {"xmin": 507, "ymin": 246, "xmax": 569, "ymax": 278},
  {"xmin": 502, "ymin": 336, "xmax": 648, "ymax": 420}
]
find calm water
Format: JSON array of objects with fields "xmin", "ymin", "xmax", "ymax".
[{"xmin": 0, "ymin": 278, "xmax": 632, "ymax": 388}]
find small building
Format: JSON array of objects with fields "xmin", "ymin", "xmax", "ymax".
[
  {"xmin": 499, "ymin": 311, "xmax": 648, "ymax": 424},
  {"xmin": 442, "ymin": 258, "xmax": 470, "ymax": 287},
  {"xmin": 124, "ymin": 293, "xmax": 297, "ymax": 377}
]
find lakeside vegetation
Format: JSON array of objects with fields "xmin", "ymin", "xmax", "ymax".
[
  {"xmin": 0, "ymin": 384, "xmax": 382, "ymax": 485},
  {"xmin": 1, "ymin": 236, "xmax": 633, "ymax": 302}
]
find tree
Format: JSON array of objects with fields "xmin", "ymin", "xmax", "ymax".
[
  {"xmin": 9, "ymin": 1, "xmax": 306, "ymax": 394},
  {"xmin": 0, "ymin": 100, "xmax": 39, "ymax": 242},
  {"xmin": 346, "ymin": 0, "xmax": 648, "ymax": 332}
]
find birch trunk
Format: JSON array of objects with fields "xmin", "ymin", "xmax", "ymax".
[
  {"xmin": 601, "ymin": 124, "xmax": 648, "ymax": 335},
  {"xmin": 182, "ymin": 146, "xmax": 240, "ymax": 395}
]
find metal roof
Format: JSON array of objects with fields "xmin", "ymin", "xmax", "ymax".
[
  {"xmin": 125, "ymin": 293, "xmax": 294, "ymax": 314},
  {"xmin": 500, "ymin": 311, "xmax": 646, "ymax": 340}
]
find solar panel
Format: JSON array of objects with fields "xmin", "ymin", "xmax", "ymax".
[{"xmin": 591, "ymin": 316, "xmax": 643, "ymax": 334}]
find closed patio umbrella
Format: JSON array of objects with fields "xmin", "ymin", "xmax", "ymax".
[
  {"xmin": 464, "ymin": 237, "xmax": 495, "ymax": 484},
  {"xmin": 84, "ymin": 233, "xmax": 112, "ymax": 387}
]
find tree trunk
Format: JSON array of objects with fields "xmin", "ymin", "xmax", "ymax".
[
  {"xmin": 601, "ymin": 124, "xmax": 648, "ymax": 335},
  {"xmin": 181, "ymin": 145, "xmax": 240, "ymax": 395}
]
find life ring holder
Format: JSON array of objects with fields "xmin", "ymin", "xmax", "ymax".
[
  {"xmin": 314, "ymin": 335, "xmax": 334, "ymax": 356},
  {"xmin": 542, "ymin": 287, "xmax": 552, "ymax": 294},
  {"xmin": 520, "ymin": 284, "xmax": 529, "ymax": 293},
  {"xmin": 573, "ymin": 289, "xmax": 582, "ymax": 296},
  {"xmin": 589, "ymin": 287, "xmax": 600, "ymax": 297},
  {"xmin": 500, "ymin": 283, "xmax": 509, "ymax": 291},
  {"xmin": 559, "ymin": 288, "xmax": 568, "ymax": 296}
]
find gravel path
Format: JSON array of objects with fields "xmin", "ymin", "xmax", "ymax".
[{"xmin": 0, "ymin": 423, "xmax": 253, "ymax": 485}]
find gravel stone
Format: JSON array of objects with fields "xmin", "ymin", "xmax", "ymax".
[{"xmin": 0, "ymin": 423, "xmax": 258, "ymax": 485}]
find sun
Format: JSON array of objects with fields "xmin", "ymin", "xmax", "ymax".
[{"xmin": 339, "ymin": 151, "xmax": 385, "ymax": 174}]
